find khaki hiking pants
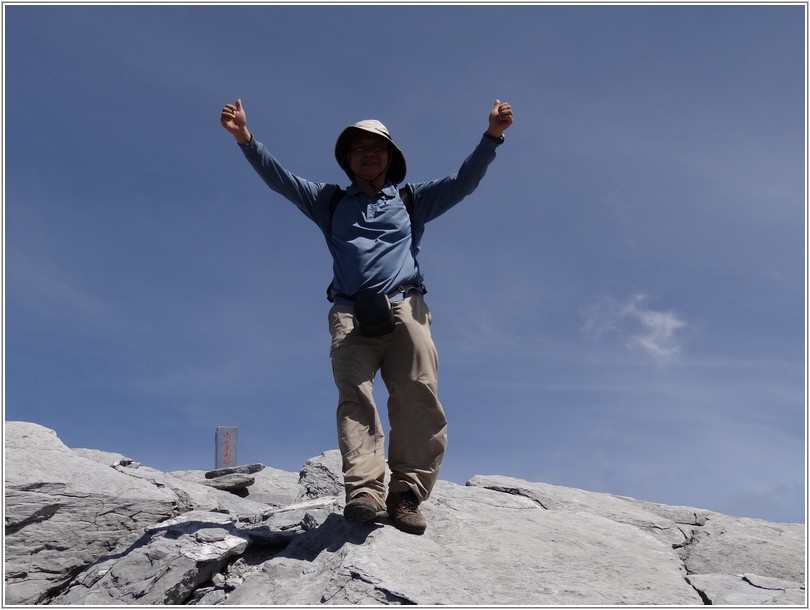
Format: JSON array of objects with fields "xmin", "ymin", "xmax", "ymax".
[{"xmin": 328, "ymin": 291, "xmax": 447, "ymax": 508}]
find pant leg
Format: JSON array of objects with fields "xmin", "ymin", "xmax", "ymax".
[
  {"xmin": 329, "ymin": 304, "xmax": 387, "ymax": 506},
  {"xmin": 381, "ymin": 292, "xmax": 448, "ymax": 502}
]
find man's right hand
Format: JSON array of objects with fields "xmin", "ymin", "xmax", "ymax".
[{"xmin": 220, "ymin": 99, "xmax": 252, "ymax": 144}]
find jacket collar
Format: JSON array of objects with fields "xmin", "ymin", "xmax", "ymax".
[{"xmin": 346, "ymin": 182, "xmax": 398, "ymax": 198}]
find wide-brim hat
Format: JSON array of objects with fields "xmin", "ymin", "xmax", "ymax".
[{"xmin": 334, "ymin": 119, "xmax": 407, "ymax": 185}]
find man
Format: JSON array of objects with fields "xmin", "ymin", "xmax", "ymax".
[{"xmin": 220, "ymin": 98, "xmax": 513, "ymax": 535}]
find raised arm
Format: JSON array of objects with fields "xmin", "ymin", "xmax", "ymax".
[
  {"xmin": 220, "ymin": 99, "xmax": 252, "ymax": 145},
  {"xmin": 219, "ymin": 99, "xmax": 334, "ymax": 231},
  {"xmin": 410, "ymin": 99, "xmax": 515, "ymax": 224}
]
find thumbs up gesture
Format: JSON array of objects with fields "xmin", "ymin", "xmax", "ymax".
[
  {"xmin": 220, "ymin": 99, "xmax": 252, "ymax": 144},
  {"xmin": 487, "ymin": 100, "xmax": 514, "ymax": 138}
]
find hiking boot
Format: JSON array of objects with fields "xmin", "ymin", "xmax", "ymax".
[
  {"xmin": 344, "ymin": 492, "xmax": 383, "ymax": 524},
  {"xmin": 386, "ymin": 491, "xmax": 427, "ymax": 535}
]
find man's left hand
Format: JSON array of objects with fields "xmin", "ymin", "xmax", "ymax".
[{"xmin": 487, "ymin": 100, "xmax": 514, "ymax": 138}]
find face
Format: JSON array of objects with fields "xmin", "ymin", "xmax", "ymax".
[{"xmin": 346, "ymin": 135, "xmax": 391, "ymax": 182}]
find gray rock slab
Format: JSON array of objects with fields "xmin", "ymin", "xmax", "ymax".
[
  {"xmin": 205, "ymin": 463, "xmax": 265, "ymax": 479},
  {"xmin": 687, "ymin": 573, "xmax": 806, "ymax": 605},
  {"xmin": 225, "ymin": 481, "xmax": 703, "ymax": 605},
  {"xmin": 5, "ymin": 423, "xmax": 805, "ymax": 607},
  {"xmin": 4, "ymin": 422, "xmax": 179, "ymax": 605},
  {"xmin": 679, "ymin": 512, "xmax": 805, "ymax": 583},
  {"xmin": 468, "ymin": 475, "xmax": 805, "ymax": 585},
  {"xmin": 53, "ymin": 511, "xmax": 252, "ymax": 605},
  {"xmin": 298, "ymin": 450, "xmax": 344, "ymax": 499},
  {"xmin": 246, "ymin": 466, "xmax": 304, "ymax": 506},
  {"xmin": 170, "ymin": 465, "xmax": 303, "ymax": 508},
  {"xmin": 203, "ymin": 473, "xmax": 255, "ymax": 492},
  {"xmin": 468, "ymin": 475, "xmax": 806, "ymax": 605},
  {"xmin": 107, "ymin": 463, "xmax": 275, "ymax": 522},
  {"xmin": 72, "ymin": 447, "xmax": 141, "ymax": 468},
  {"xmin": 468, "ymin": 474, "xmax": 705, "ymax": 549}
]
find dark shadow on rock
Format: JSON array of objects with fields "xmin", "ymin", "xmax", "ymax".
[{"xmin": 275, "ymin": 513, "xmax": 382, "ymax": 562}]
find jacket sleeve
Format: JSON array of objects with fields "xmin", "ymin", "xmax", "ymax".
[
  {"xmin": 408, "ymin": 134, "xmax": 501, "ymax": 225},
  {"xmin": 239, "ymin": 137, "xmax": 335, "ymax": 231}
]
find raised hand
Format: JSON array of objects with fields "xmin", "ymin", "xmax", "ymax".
[
  {"xmin": 220, "ymin": 99, "xmax": 251, "ymax": 144},
  {"xmin": 487, "ymin": 100, "xmax": 514, "ymax": 138}
]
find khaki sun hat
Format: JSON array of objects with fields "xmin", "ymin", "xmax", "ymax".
[{"xmin": 334, "ymin": 119, "xmax": 407, "ymax": 185}]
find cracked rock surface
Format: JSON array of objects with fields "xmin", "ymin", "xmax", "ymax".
[{"xmin": 4, "ymin": 421, "xmax": 805, "ymax": 605}]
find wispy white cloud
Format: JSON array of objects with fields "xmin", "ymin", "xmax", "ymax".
[{"xmin": 581, "ymin": 294, "xmax": 687, "ymax": 365}]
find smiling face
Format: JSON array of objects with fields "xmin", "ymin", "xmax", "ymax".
[{"xmin": 346, "ymin": 134, "xmax": 391, "ymax": 184}]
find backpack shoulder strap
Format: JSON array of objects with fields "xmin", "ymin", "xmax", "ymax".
[
  {"xmin": 399, "ymin": 185, "xmax": 414, "ymax": 217},
  {"xmin": 325, "ymin": 186, "xmax": 346, "ymax": 303},
  {"xmin": 328, "ymin": 186, "xmax": 346, "ymax": 228}
]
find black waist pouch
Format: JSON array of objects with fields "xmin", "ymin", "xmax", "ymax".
[{"xmin": 354, "ymin": 292, "xmax": 396, "ymax": 337}]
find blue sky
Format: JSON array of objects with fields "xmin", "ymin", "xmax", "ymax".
[{"xmin": 4, "ymin": 3, "xmax": 806, "ymax": 524}]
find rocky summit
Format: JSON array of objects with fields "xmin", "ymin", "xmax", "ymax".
[{"xmin": 4, "ymin": 421, "xmax": 806, "ymax": 606}]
